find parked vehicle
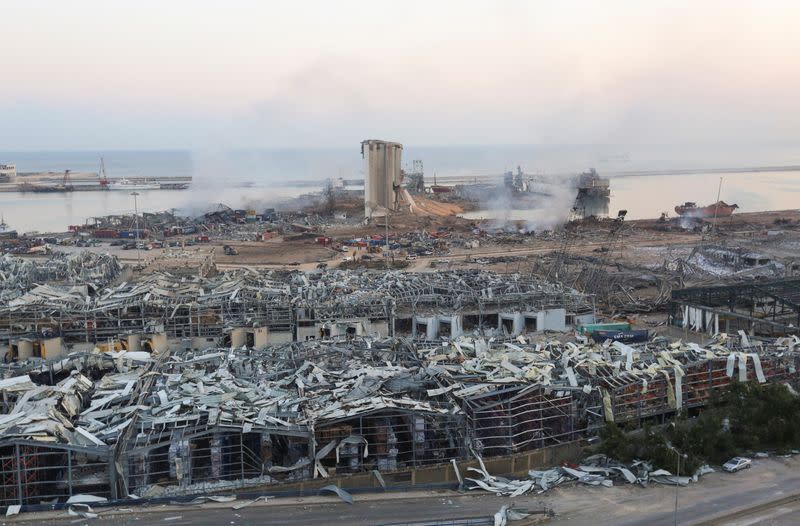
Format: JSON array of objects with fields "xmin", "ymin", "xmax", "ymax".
[{"xmin": 722, "ymin": 457, "xmax": 752, "ymax": 472}]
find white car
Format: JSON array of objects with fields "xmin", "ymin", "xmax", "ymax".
[{"xmin": 722, "ymin": 457, "xmax": 752, "ymax": 472}]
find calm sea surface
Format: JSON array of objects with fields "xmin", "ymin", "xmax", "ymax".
[{"xmin": 1, "ymin": 147, "xmax": 799, "ymax": 232}]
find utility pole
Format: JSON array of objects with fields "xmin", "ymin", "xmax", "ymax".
[
  {"xmin": 674, "ymin": 451, "xmax": 680, "ymax": 526},
  {"xmin": 711, "ymin": 176, "xmax": 723, "ymax": 234},
  {"xmin": 131, "ymin": 192, "xmax": 141, "ymax": 269},
  {"xmin": 667, "ymin": 440, "xmax": 687, "ymax": 526}
]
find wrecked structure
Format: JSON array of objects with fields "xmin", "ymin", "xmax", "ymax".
[
  {"xmin": 0, "ymin": 265, "xmax": 595, "ymax": 353},
  {"xmin": 685, "ymin": 245, "xmax": 781, "ymax": 278},
  {"xmin": 573, "ymin": 168, "xmax": 610, "ymax": 218},
  {"xmin": 0, "ymin": 252, "xmax": 121, "ymax": 298},
  {"xmin": 670, "ymin": 277, "xmax": 800, "ymax": 336},
  {"xmin": 362, "ymin": 139, "xmax": 403, "ymax": 219},
  {"xmin": 0, "ymin": 334, "xmax": 797, "ymax": 506}
]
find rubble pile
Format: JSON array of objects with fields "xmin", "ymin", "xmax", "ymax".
[
  {"xmin": 0, "ymin": 334, "xmax": 796, "ymax": 452},
  {"xmin": 466, "ymin": 453, "xmax": 712, "ymax": 496},
  {"xmin": 0, "ymin": 333, "xmax": 793, "ymax": 506},
  {"xmin": 0, "ymin": 268, "xmax": 593, "ymax": 343},
  {"xmin": 0, "ymin": 252, "xmax": 121, "ymax": 303},
  {"xmin": 0, "ymin": 352, "xmax": 143, "ymax": 446}
]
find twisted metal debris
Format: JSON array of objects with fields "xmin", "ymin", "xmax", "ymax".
[{"xmin": 0, "ymin": 333, "xmax": 796, "ymax": 506}]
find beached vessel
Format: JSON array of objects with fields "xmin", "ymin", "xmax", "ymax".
[{"xmin": 675, "ymin": 201, "xmax": 739, "ymax": 218}]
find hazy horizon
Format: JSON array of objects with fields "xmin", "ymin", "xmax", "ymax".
[{"xmin": 2, "ymin": 0, "xmax": 799, "ymax": 154}]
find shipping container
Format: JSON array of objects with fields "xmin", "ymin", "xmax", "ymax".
[
  {"xmin": 117, "ymin": 229, "xmax": 149, "ymax": 239},
  {"xmin": 577, "ymin": 322, "xmax": 631, "ymax": 335},
  {"xmin": 91, "ymin": 229, "xmax": 119, "ymax": 239},
  {"xmin": 591, "ymin": 329, "xmax": 649, "ymax": 344}
]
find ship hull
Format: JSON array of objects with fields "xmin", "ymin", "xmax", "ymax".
[
  {"xmin": 107, "ymin": 183, "xmax": 161, "ymax": 191},
  {"xmin": 675, "ymin": 203, "xmax": 738, "ymax": 218}
]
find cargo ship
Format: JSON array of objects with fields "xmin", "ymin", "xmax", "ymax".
[
  {"xmin": 98, "ymin": 158, "xmax": 188, "ymax": 191},
  {"xmin": 429, "ymin": 172, "xmax": 453, "ymax": 194},
  {"xmin": 107, "ymin": 178, "xmax": 162, "ymax": 191},
  {"xmin": 674, "ymin": 201, "xmax": 739, "ymax": 218},
  {"xmin": 0, "ymin": 215, "xmax": 16, "ymax": 239}
]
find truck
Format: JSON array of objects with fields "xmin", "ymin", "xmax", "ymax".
[{"xmin": 223, "ymin": 245, "xmax": 239, "ymax": 256}]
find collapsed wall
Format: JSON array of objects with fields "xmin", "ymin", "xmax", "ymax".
[
  {"xmin": 0, "ymin": 269, "xmax": 595, "ymax": 351},
  {"xmin": 0, "ymin": 334, "xmax": 797, "ymax": 506}
]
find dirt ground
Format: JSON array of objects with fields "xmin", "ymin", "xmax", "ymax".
[
  {"xmin": 47, "ymin": 208, "xmax": 800, "ymax": 287},
  {"xmin": 214, "ymin": 238, "xmax": 336, "ymax": 265}
]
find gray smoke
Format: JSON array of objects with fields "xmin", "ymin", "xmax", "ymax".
[{"xmin": 481, "ymin": 175, "xmax": 577, "ymax": 232}]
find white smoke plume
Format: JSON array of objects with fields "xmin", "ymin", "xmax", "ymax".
[{"xmin": 482, "ymin": 175, "xmax": 577, "ymax": 233}]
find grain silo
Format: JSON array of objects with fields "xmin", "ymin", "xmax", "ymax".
[{"xmin": 361, "ymin": 139, "xmax": 403, "ymax": 218}]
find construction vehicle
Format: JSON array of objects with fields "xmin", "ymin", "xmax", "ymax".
[{"xmin": 223, "ymin": 245, "xmax": 239, "ymax": 256}]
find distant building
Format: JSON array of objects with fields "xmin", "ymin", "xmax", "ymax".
[
  {"xmin": 0, "ymin": 163, "xmax": 16, "ymax": 182},
  {"xmin": 361, "ymin": 140, "xmax": 403, "ymax": 218}
]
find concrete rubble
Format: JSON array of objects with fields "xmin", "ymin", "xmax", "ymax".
[
  {"xmin": 0, "ymin": 333, "xmax": 796, "ymax": 508},
  {"xmin": 0, "ymin": 266, "xmax": 595, "ymax": 355},
  {"xmin": 0, "ymin": 252, "xmax": 121, "ymax": 305}
]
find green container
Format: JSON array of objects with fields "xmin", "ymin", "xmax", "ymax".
[{"xmin": 577, "ymin": 322, "xmax": 631, "ymax": 335}]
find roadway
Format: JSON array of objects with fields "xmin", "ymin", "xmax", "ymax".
[{"xmin": 16, "ymin": 456, "xmax": 800, "ymax": 526}]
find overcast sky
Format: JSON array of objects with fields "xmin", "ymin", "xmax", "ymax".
[{"xmin": 2, "ymin": 0, "xmax": 799, "ymax": 150}]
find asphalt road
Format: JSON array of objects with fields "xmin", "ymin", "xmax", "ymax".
[
  {"xmin": 716, "ymin": 498, "xmax": 800, "ymax": 526},
  {"xmin": 19, "ymin": 456, "xmax": 800, "ymax": 526}
]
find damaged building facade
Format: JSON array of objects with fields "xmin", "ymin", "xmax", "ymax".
[
  {"xmin": 1, "ymin": 252, "xmax": 798, "ymax": 508},
  {"xmin": 670, "ymin": 277, "xmax": 800, "ymax": 336},
  {"xmin": 0, "ymin": 254, "xmax": 595, "ymax": 353},
  {"xmin": 0, "ymin": 333, "xmax": 797, "ymax": 506}
]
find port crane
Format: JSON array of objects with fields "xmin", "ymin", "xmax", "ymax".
[
  {"xmin": 98, "ymin": 157, "xmax": 109, "ymax": 188},
  {"xmin": 62, "ymin": 169, "xmax": 73, "ymax": 190}
]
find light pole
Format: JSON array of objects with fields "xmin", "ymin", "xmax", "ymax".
[
  {"xmin": 385, "ymin": 211, "xmax": 390, "ymax": 270},
  {"xmin": 131, "ymin": 192, "xmax": 141, "ymax": 269},
  {"xmin": 667, "ymin": 441, "xmax": 687, "ymax": 526}
]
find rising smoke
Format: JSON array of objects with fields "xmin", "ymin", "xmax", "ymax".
[{"xmin": 481, "ymin": 175, "xmax": 577, "ymax": 233}]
